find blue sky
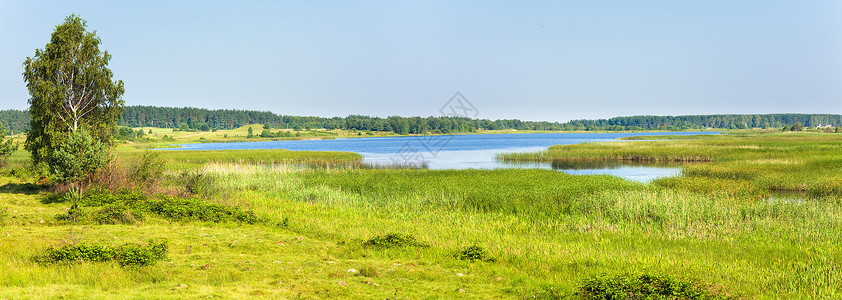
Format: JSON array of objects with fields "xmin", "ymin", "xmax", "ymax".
[{"xmin": 1, "ymin": 1, "xmax": 841, "ymax": 122}]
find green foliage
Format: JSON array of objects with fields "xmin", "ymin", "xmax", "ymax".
[
  {"xmin": 130, "ymin": 151, "xmax": 165, "ymax": 186},
  {"xmin": 246, "ymin": 126, "xmax": 254, "ymax": 138},
  {"xmin": 160, "ymin": 134, "xmax": 175, "ymax": 142},
  {"xmin": 577, "ymin": 273, "xmax": 733, "ymax": 300},
  {"xmin": 453, "ymin": 245, "xmax": 495, "ymax": 262},
  {"xmin": 259, "ymin": 129, "xmax": 274, "ymax": 138},
  {"xmin": 88, "ymin": 204, "xmax": 144, "ymax": 225},
  {"xmin": 77, "ymin": 189, "xmax": 262, "ymax": 224},
  {"xmin": 357, "ymin": 266, "xmax": 379, "ymax": 278},
  {"xmin": 0, "ymin": 122, "xmax": 16, "ymax": 167},
  {"xmin": 33, "ymin": 241, "xmax": 167, "ymax": 267},
  {"xmin": 141, "ymin": 195, "xmax": 262, "ymax": 224},
  {"xmin": 51, "ymin": 130, "xmax": 112, "ymax": 184},
  {"xmin": 23, "ymin": 15, "xmax": 124, "ymax": 166},
  {"xmin": 362, "ymin": 233, "xmax": 428, "ymax": 249}
]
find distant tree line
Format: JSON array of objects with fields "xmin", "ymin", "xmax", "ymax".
[
  {"xmin": 0, "ymin": 110, "xmax": 30, "ymax": 135},
  {"xmin": 2, "ymin": 106, "xmax": 841, "ymax": 134},
  {"xmin": 567, "ymin": 114, "xmax": 842, "ymax": 131}
]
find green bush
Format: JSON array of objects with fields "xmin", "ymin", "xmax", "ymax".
[
  {"xmin": 577, "ymin": 273, "xmax": 734, "ymax": 300},
  {"xmin": 176, "ymin": 171, "xmax": 218, "ymax": 196},
  {"xmin": 453, "ymin": 245, "xmax": 495, "ymax": 262},
  {"xmin": 56, "ymin": 189, "xmax": 261, "ymax": 224},
  {"xmin": 33, "ymin": 241, "xmax": 167, "ymax": 267},
  {"xmin": 362, "ymin": 233, "xmax": 428, "ymax": 249},
  {"xmin": 141, "ymin": 195, "xmax": 262, "ymax": 224},
  {"xmin": 0, "ymin": 122, "xmax": 15, "ymax": 168},
  {"xmin": 51, "ymin": 130, "xmax": 112, "ymax": 184},
  {"xmin": 130, "ymin": 151, "xmax": 165, "ymax": 186},
  {"xmin": 89, "ymin": 204, "xmax": 144, "ymax": 225},
  {"xmin": 80, "ymin": 189, "xmax": 146, "ymax": 207}
]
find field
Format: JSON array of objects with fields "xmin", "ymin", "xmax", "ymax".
[{"xmin": 0, "ymin": 131, "xmax": 840, "ymax": 298}]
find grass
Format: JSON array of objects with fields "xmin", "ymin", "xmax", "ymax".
[
  {"xmin": 499, "ymin": 132, "xmax": 842, "ymax": 198},
  {"xmin": 119, "ymin": 148, "xmax": 363, "ymax": 170},
  {"xmin": 0, "ymin": 131, "xmax": 840, "ymax": 298}
]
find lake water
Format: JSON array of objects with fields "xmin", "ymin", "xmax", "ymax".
[{"xmin": 166, "ymin": 132, "xmax": 715, "ymax": 182}]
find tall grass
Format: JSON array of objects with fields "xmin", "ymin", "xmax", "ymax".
[
  {"xmin": 499, "ymin": 132, "xmax": 842, "ymax": 198},
  {"xmin": 184, "ymin": 165, "xmax": 842, "ymax": 298}
]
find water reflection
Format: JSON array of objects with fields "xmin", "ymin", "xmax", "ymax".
[
  {"xmin": 502, "ymin": 160, "xmax": 681, "ymax": 183},
  {"xmin": 763, "ymin": 191, "xmax": 809, "ymax": 204}
]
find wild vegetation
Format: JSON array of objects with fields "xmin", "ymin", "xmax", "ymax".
[{"xmin": 2, "ymin": 130, "xmax": 841, "ymax": 298}]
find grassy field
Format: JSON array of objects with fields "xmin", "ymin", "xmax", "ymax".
[{"xmin": 1, "ymin": 131, "xmax": 840, "ymax": 298}]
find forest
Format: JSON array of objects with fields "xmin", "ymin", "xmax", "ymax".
[{"xmin": 2, "ymin": 106, "xmax": 840, "ymax": 134}]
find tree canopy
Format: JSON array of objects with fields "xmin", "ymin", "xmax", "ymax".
[
  {"xmin": 22, "ymin": 15, "xmax": 124, "ymax": 166},
  {"xmin": 3, "ymin": 106, "xmax": 841, "ymax": 135}
]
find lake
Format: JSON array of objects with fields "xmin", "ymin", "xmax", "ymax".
[{"xmin": 165, "ymin": 132, "xmax": 716, "ymax": 182}]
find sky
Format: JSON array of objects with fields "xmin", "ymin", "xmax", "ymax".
[{"xmin": 1, "ymin": 1, "xmax": 841, "ymax": 122}]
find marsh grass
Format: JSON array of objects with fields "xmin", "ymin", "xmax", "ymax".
[{"xmin": 500, "ymin": 132, "xmax": 842, "ymax": 198}]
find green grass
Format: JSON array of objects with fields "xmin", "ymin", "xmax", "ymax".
[
  {"xmin": 118, "ymin": 148, "xmax": 363, "ymax": 170},
  {"xmin": 499, "ymin": 132, "xmax": 842, "ymax": 198},
  {"xmin": 1, "ymin": 132, "xmax": 841, "ymax": 298}
]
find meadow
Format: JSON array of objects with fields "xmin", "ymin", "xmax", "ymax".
[{"xmin": 0, "ymin": 130, "xmax": 840, "ymax": 298}]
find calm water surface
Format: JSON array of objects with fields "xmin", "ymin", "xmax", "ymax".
[{"xmin": 167, "ymin": 132, "xmax": 716, "ymax": 182}]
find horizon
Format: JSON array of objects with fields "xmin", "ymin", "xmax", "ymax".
[{"xmin": 2, "ymin": 1, "xmax": 841, "ymax": 122}]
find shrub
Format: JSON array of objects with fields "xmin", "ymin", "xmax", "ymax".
[
  {"xmin": 89, "ymin": 204, "xmax": 144, "ymax": 225},
  {"xmin": 175, "ymin": 171, "xmax": 218, "ymax": 197},
  {"xmin": 0, "ymin": 122, "xmax": 15, "ymax": 168},
  {"xmin": 55, "ymin": 189, "xmax": 261, "ymax": 225},
  {"xmin": 130, "ymin": 151, "xmax": 165, "ymax": 186},
  {"xmin": 33, "ymin": 241, "xmax": 167, "ymax": 267},
  {"xmin": 362, "ymin": 233, "xmax": 428, "ymax": 248},
  {"xmin": 577, "ymin": 273, "xmax": 734, "ymax": 300},
  {"xmin": 92, "ymin": 159, "xmax": 131, "ymax": 191},
  {"xmin": 52, "ymin": 130, "xmax": 112, "ymax": 184},
  {"xmin": 141, "ymin": 195, "xmax": 262, "ymax": 224},
  {"xmin": 453, "ymin": 245, "xmax": 495, "ymax": 262}
]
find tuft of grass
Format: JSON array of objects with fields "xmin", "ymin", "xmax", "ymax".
[
  {"xmin": 454, "ymin": 245, "xmax": 495, "ymax": 262},
  {"xmin": 362, "ymin": 233, "xmax": 428, "ymax": 248}
]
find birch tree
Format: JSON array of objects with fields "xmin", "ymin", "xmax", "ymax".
[{"xmin": 23, "ymin": 15, "xmax": 124, "ymax": 166}]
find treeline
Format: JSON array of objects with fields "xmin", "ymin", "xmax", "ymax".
[
  {"xmin": 118, "ymin": 106, "xmax": 565, "ymax": 134},
  {"xmin": 568, "ymin": 114, "xmax": 842, "ymax": 131},
  {"xmin": 2, "ymin": 106, "xmax": 841, "ymax": 134},
  {"xmin": 0, "ymin": 110, "xmax": 30, "ymax": 135}
]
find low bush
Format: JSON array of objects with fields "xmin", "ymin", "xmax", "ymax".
[
  {"xmin": 362, "ymin": 233, "xmax": 428, "ymax": 249},
  {"xmin": 33, "ymin": 241, "xmax": 167, "ymax": 267},
  {"xmin": 53, "ymin": 189, "xmax": 261, "ymax": 225},
  {"xmin": 577, "ymin": 273, "xmax": 734, "ymax": 300},
  {"xmin": 141, "ymin": 195, "xmax": 262, "ymax": 224},
  {"xmin": 89, "ymin": 204, "xmax": 144, "ymax": 225},
  {"xmin": 175, "ymin": 171, "xmax": 219, "ymax": 197},
  {"xmin": 453, "ymin": 245, "xmax": 495, "ymax": 262}
]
